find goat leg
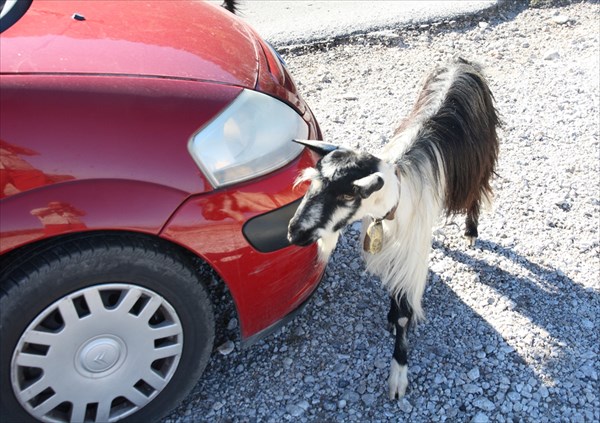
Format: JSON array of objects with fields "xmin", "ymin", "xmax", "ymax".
[
  {"xmin": 464, "ymin": 201, "xmax": 480, "ymax": 248},
  {"xmin": 388, "ymin": 294, "xmax": 413, "ymax": 400},
  {"xmin": 386, "ymin": 295, "xmax": 398, "ymax": 335}
]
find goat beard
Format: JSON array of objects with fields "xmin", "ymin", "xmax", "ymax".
[{"xmin": 316, "ymin": 231, "xmax": 341, "ymax": 262}]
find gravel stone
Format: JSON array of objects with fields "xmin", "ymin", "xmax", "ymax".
[
  {"xmin": 286, "ymin": 404, "xmax": 304, "ymax": 417},
  {"xmin": 297, "ymin": 400, "xmax": 310, "ymax": 411},
  {"xmin": 471, "ymin": 412, "xmax": 490, "ymax": 423},
  {"xmin": 473, "ymin": 397, "xmax": 496, "ymax": 411},
  {"xmin": 581, "ymin": 319, "xmax": 594, "ymax": 329},
  {"xmin": 552, "ymin": 15, "xmax": 570, "ymax": 24},
  {"xmin": 304, "ymin": 375, "xmax": 316, "ymax": 383},
  {"xmin": 468, "ymin": 367, "xmax": 481, "ymax": 381},
  {"xmin": 538, "ymin": 385, "xmax": 550, "ymax": 398},
  {"xmin": 217, "ymin": 340, "xmax": 234, "ymax": 355},
  {"xmin": 543, "ymin": 50, "xmax": 560, "ymax": 60},
  {"xmin": 374, "ymin": 358, "xmax": 387, "ymax": 369},
  {"xmin": 324, "ymin": 401, "xmax": 336, "ymax": 411},
  {"xmin": 343, "ymin": 391, "xmax": 360, "ymax": 403},
  {"xmin": 164, "ymin": 3, "xmax": 600, "ymax": 422},
  {"xmin": 464, "ymin": 383, "xmax": 483, "ymax": 394},
  {"xmin": 580, "ymin": 365, "xmax": 598, "ymax": 380},
  {"xmin": 226, "ymin": 318, "xmax": 238, "ymax": 331},
  {"xmin": 398, "ymin": 398, "xmax": 413, "ymax": 413},
  {"xmin": 362, "ymin": 393, "xmax": 376, "ymax": 406}
]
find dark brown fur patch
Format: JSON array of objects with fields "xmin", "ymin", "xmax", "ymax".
[{"xmin": 395, "ymin": 58, "xmax": 500, "ymax": 215}]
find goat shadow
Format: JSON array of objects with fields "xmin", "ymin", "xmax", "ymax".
[
  {"xmin": 165, "ymin": 232, "xmax": 598, "ymax": 422},
  {"xmin": 433, "ymin": 238, "xmax": 599, "ymax": 384}
]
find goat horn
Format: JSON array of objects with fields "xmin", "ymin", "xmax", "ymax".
[{"xmin": 293, "ymin": 139, "xmax": 340, "ymax": 156}]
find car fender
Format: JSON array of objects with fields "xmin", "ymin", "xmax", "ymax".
[
  {"xmin": 0, "ymin": 179, "xmax": 188, "ymax": 254},
  {"xmin": 160, "ymin": 150, "xmax": 326, "ymax": 340}
]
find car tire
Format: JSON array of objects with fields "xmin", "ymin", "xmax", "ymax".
[{"xmin": 0, "ymin": 234, "xmax": 215, "ymax": 423}]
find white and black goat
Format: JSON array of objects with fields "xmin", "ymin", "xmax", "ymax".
[{"xmin": 287, "ymin": 58, "xmax": 500, "ymax": 399}]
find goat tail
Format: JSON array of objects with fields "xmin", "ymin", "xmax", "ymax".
[
  {"xmin": 439, "ymin": 57, "xmax": 501, "ymax": 215},
  {"xmin": 221, "ymin": 0, "xmax": 239, "ymax": 14},
  {"xmin": 398, "ymin": 57, "xmax": 501, "ymax": 216}
]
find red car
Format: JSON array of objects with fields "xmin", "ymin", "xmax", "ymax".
[{"xmin": 0, "ymin": 1, "xmax": 325, "ymax": 421}]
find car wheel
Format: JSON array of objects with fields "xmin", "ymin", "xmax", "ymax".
[{"xmin": 0, "ymin": 234, "xmax": 215, "ymax": 423}]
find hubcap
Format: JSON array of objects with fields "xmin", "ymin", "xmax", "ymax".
[
  {"xmin": 11, "ymin": 284, "xmax": 184, "ymax": 423},
  {"xmin": 76, "ymin": 335, "xmax": 125, "ymax": 376}
]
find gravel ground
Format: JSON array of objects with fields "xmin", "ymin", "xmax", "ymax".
[{"xmin": 165, "ymin": 3, "xmax": 599, "ymax": 422}]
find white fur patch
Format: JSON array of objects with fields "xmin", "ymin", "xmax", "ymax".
[
  {"xmin": 319, "ymin": 159, "xmax": 339, "ymax": 180},
  {"xmin": 317, "ymin": 231, "xmax": 340, "ymax": 262},
  {"xmin": 362, "ymin": 158, "xmax": 444, "ymax": 322},
  {"xmin": 327, "ymin": 203, "xmax": 355, "ymax": 229},
  {"xmin": 313, "ymin": 202, "xmax": 356, "ymax": 261},
  {"xmin": 355, "ymin": 163, "xmax": 400, "ymax": 221},
  {"xmin": 388, "ymin": 359, "xmax": 409, "ymax": 400},
  {"xmin": 397, "ymin": 317, "xmax": 409, "ymax": 328},
  {"xmin": 300, "ymin": 203, "xmax": 323, "ymax": 231},
  {"xmin": 424, "ymin": 67, "xmax": 458, "ymax": 116},
  {"xmin": 354, "ymin": 172, "xmax": 383, "ymax": 189},
  {"xmin": 383, "ymin": 126, "xmax": 419, "ymax": 159},
  {"xmin": 465, "ymin": 235, "xmax": 477, "ymax": 248},
  {"xmin": 383, "ymin": 66, "xmax": 458, "ymax": 161},
  {"xmin": 294, "ymin": 167, "xmax": 319, "ymax": 189}
]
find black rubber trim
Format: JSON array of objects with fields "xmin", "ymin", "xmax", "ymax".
[{"xmin": 242, "ymin": 198, "xmax": 302, "ymax": 253}]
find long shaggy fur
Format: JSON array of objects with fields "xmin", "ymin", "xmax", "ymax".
[
  {"xmin": 387, "ymin": 58, "xmax": 500, "ymax": 214},
  {"xmin": 361, "ymin": 166, "xmax": 441, "ymax": 322},
  {"xmin": 369, "ymin": 58, "xmax": 500, "ymax": 321}
]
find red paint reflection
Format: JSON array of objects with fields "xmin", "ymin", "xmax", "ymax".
[
  {"xmin": 201, "ymin": 191, "xmax": 280, "ymax": 223},
  {"xmin": 30, "ymin": 201, "xmax": 86, "ymax": 235},
  {"xmin": 0, "ymin": 140, "xmax": 74, "ymax": 198}
]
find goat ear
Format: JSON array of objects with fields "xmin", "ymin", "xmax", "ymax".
[
  {"xmin": 293, "ymin": 139, "xmax": 339, "ymax": 156},
  {"xmin": 353, "ymin": 172, "xmax": 384, "ymax": 199}
]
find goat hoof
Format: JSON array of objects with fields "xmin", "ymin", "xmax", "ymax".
[
  {"xmin": 388, "ymin": 360, "xmax": 408, "ymax": 400},
  {"xmin": 389, "ymin": 384, "xmax": 407, "ymax": 401},
  {"xmin": 465, "ymin": 235, "xmax": 477, "ymax": 248}
]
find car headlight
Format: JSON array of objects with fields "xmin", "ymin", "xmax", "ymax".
[{"xmin": 188, "ymin": 89, "xmax": 308, "ymax": 188}]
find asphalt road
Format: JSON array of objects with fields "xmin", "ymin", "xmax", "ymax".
[{"xmin": 231, "ymin": 0, "xmax": 498, "ymax": 47}]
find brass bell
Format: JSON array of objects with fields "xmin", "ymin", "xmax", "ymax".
[{"xmin": 363, "ymin": 220, "xmax": 384, "ymax": 254}]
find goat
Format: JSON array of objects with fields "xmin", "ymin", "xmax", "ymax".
[{"xmin": 287, "ymin": 57, "xmax": 500, "ymax": 399}]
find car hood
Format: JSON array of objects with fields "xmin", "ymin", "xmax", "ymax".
[{"xmin": 0, "ymin": 0, "xmax": 259, "ymax": 88}]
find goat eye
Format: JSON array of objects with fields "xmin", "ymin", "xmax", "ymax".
[{"xmin": 341, "ymin": 194, "xmax": 356, "ymax": 202}]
